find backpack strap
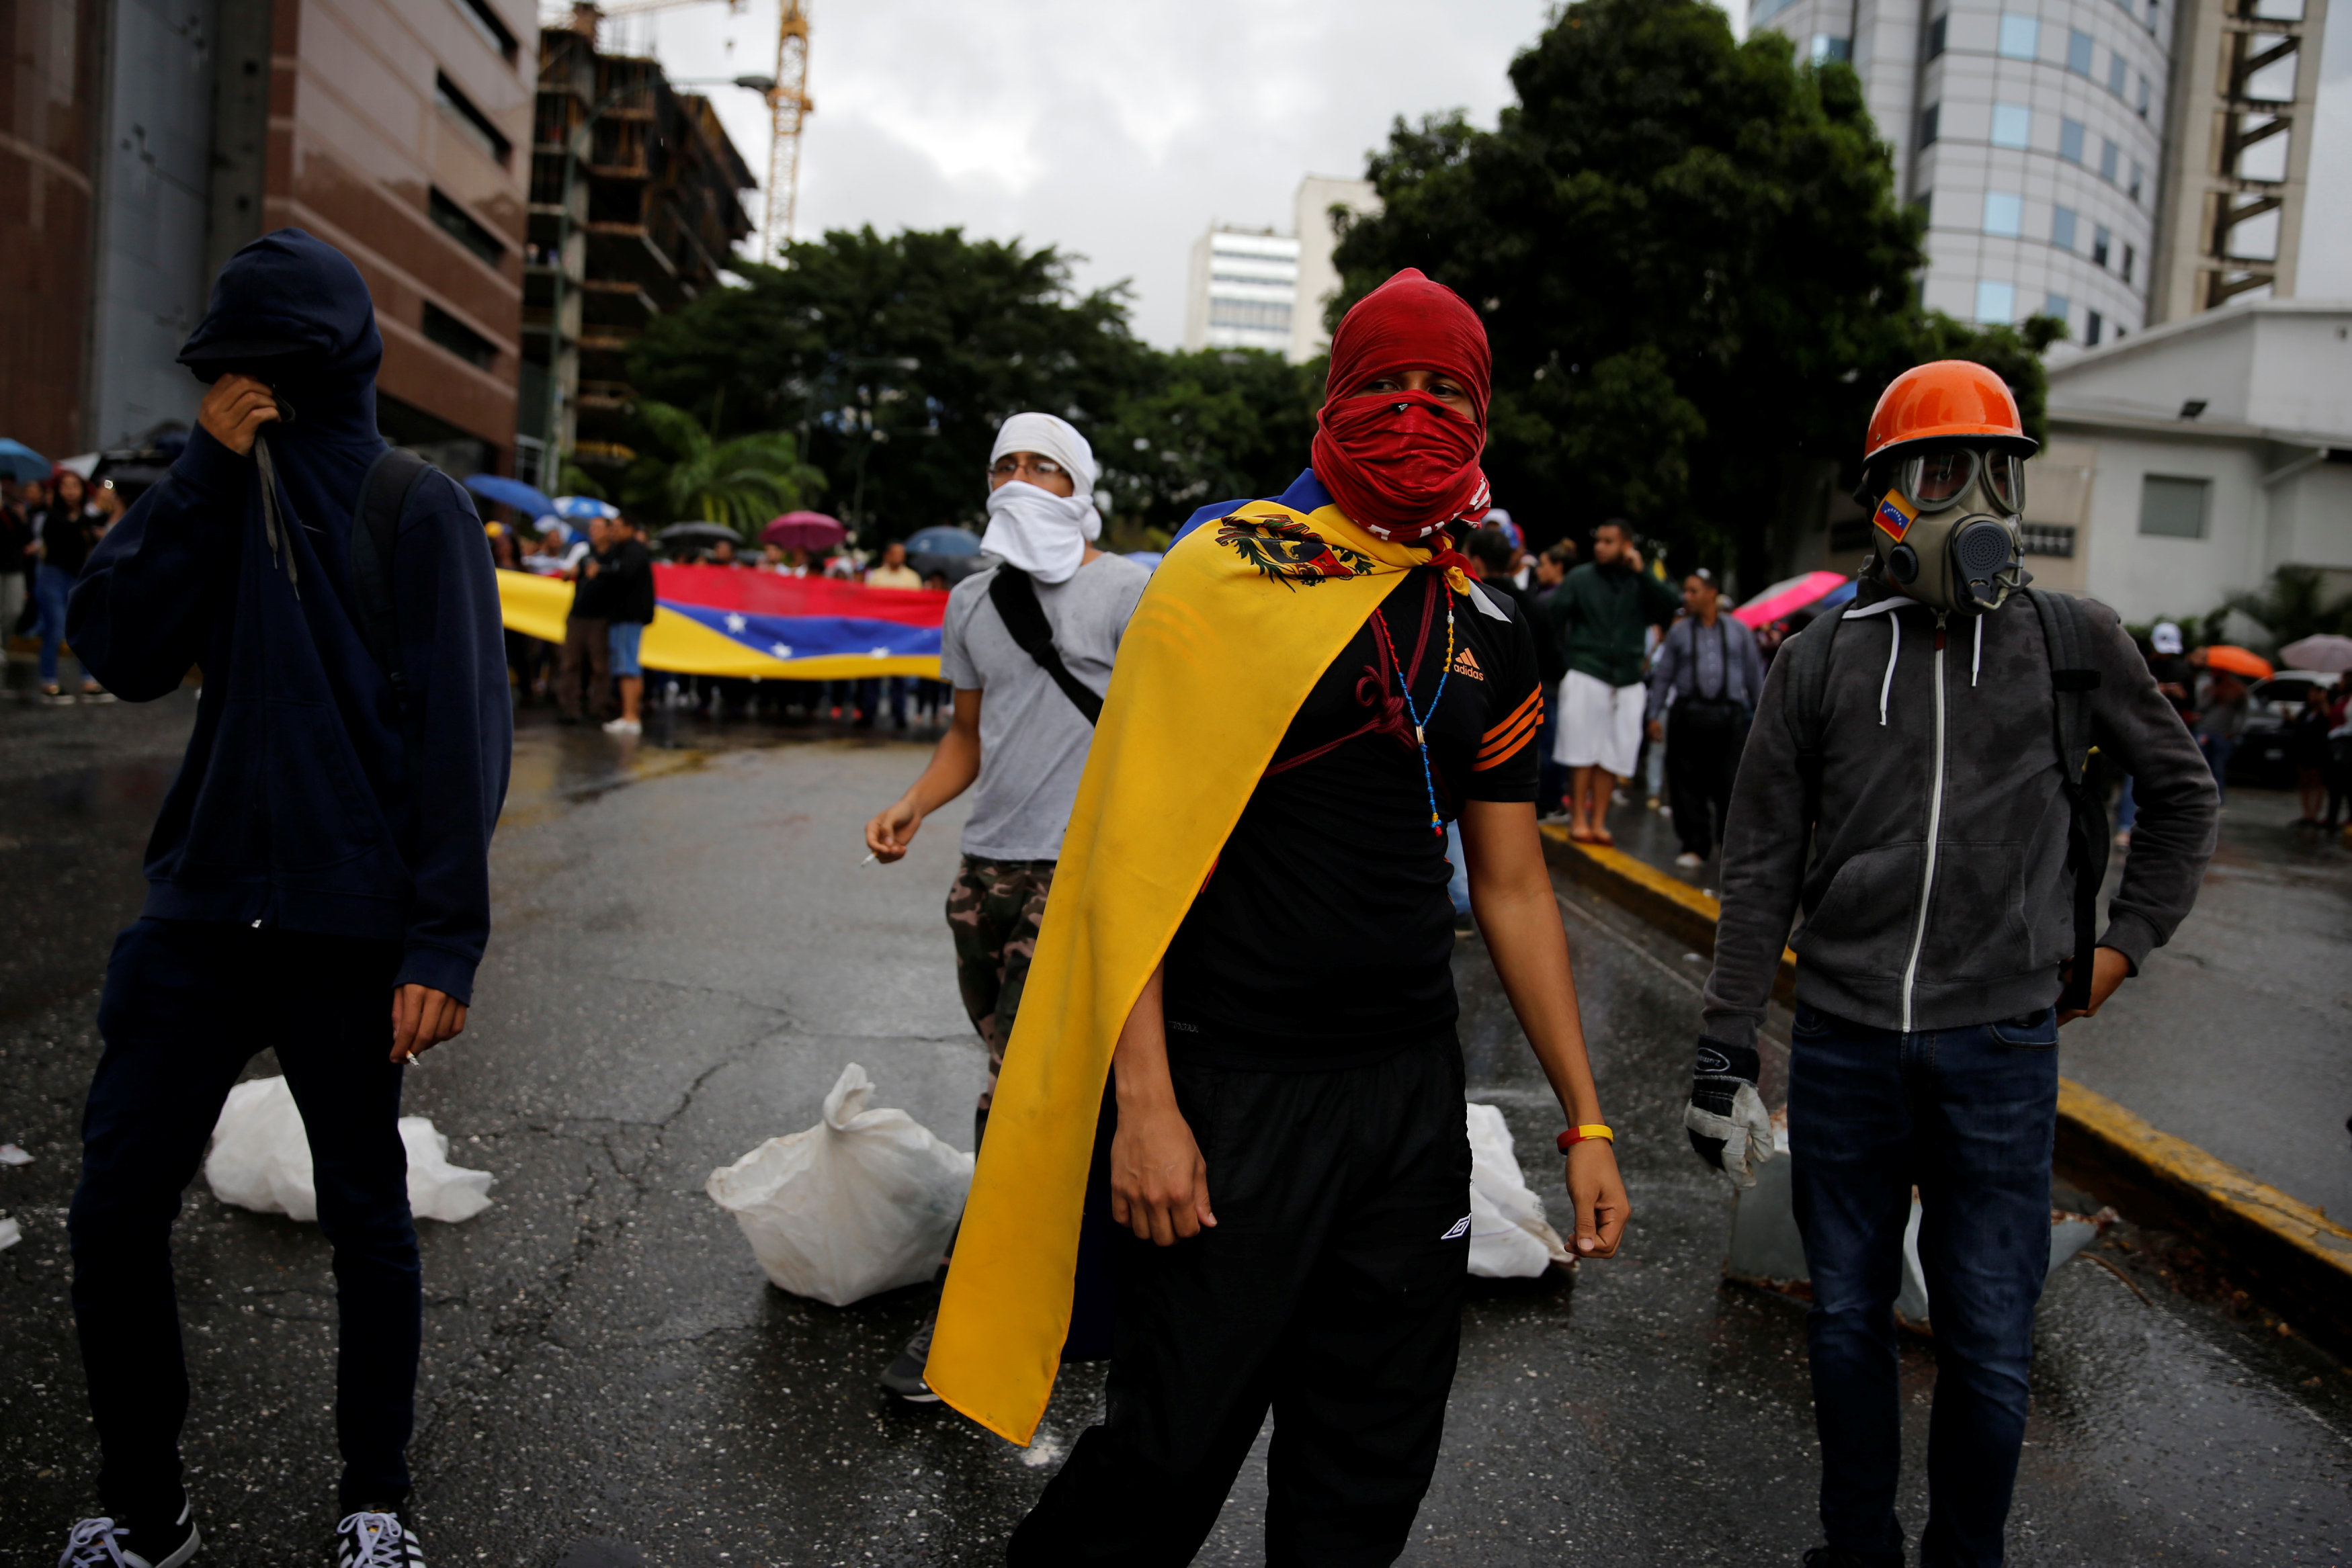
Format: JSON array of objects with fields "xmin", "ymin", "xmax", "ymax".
[
  {"xmin": 2027, "ymin": 587, "xmax": 2109, "ymax": 1011},
  {"xmin": 987, "ymin": 564, "xmax": 1103, "ymax": 726},
  {"xmin": 351, "ymin": 447, "xmax": 435, "ymax": 760},
  {"xmin": 1778, "ymin": 606, "xmax": 1846, "ymax": 835}
]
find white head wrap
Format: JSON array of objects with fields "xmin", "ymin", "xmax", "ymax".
[
  {"xmin": 2150, "ymin": 621, "xmax": 2184, "ymax": 656},
  {"xmin": 980, "ymin": 411, "xmax": 1102, "ymax": 585}
]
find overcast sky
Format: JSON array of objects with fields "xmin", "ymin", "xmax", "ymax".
[{"xmin": 615, "ymin": 0, "xmax": 2350, "ymax": 346}]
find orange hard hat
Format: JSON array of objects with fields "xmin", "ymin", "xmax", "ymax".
[{"xmin": 1863, "ymin": 360, "xmax": 2038, "ymax": 464}]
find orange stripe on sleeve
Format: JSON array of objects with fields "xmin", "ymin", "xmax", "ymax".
[
  {"xmin": 1474, "ymin": 707, "xmax": 1542, "ymax": 769},
  {"xmin": 1481, "ymin": 686, "xmax": 1542, "ymax": 744}
]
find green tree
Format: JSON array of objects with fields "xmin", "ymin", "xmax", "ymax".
[
  {"xmin": 627, "ymin": 227, "xmax": 1148, "ymax": 542},
  {"xmin": 2218, "ymin": 565, "xmax": 2352, "ymax": 648},
  {"xmin": 1097, "ymin": 348, "xmax": 1323, "ymax": 535},
  {"xmin": 1329, "ymin": 0, "xmax": 2053, "ymax": 586},
  {"xmin": 616, "ymin": 400, "xmax": 825, "ymax": 539}
]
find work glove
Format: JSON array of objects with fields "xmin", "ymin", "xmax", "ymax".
[{"xmin": 1685, "ymin": 1039, "xmax": 1775, "ymax": 1188}]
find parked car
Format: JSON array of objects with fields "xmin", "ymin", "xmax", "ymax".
[{"xmin": 2228, "ymin": 670, "xmax": 2338, "ymax": 788}]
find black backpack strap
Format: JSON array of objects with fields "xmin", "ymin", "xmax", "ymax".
[
  {"xmin": 988, "ymin": 564, "xmax": 1103, "ymax": 726},
  {"xmin": 351, "ymin": 447, "xmax": 435, "ymax": 758},
  {"xmin": 2027, "ymin": 587, "xmax": 2109, "ymax": 1011},
  {"xmin": 1778, "ymin": 607, "xmax": 1846, "ymax": 835}
]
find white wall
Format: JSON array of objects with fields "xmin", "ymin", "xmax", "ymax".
[{"xmin": 2074, "ymin": 431, "xmax": 2271, "ymax": 621}]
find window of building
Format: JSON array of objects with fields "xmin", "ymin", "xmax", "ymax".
[
  {"xmin": 1983, "ymin": 191, "xmax": 2025, "ymax": 236},
  {"xmin": 1812, "ymin": 34, "xmax": 1853, "ymax": 63},
  {"xmin": 1927, "ymin": 13, "xmax": 1948, "ymax": 58},
  {"xmin": 2022, "ymin": 523, "xmax": 2078, "ymax": 556},
  {"xmin": 2130, "ymin": 161, "xmax": 2145, "ymax": 202},
  {"xmin": 2052, "ymin": 206, "xmax": 2079, "ymax": 250},
  {"xmin": 1207, "ymin": 298, "xmax": 1293, "ymax": 334},
  {"xmin": 2060, "ymin": 117, "xmax": 2087, "ymax": 163},
  {"xmin": 2100, "ymin": 138, "xmax": 2121, "ymax": 182},
  {"xmin": 1999, "ymin": 13, "xmax": 2040, "ymax": 58},
  {"xmin": 1975, "ymin": 279, "xmax": 2017, "ymax": 322},
  {"xmin": 1992, "ymin": 102, "xmax": 2033, "ymax": 148},
  {"xmin": 2093, "ymin": 224, "xmax": 2111, "ymax": 265},
  {"xmin": 428, "ymin": 188, "xmax": 504, "ymax": 267},
  {"xmin": 1919, "ymin": 103, "xmax": 1941, "ymax": 146},
  {"xmin": 2147, "ymin": 0, "xmax": 2160, "ymax": 33},
  {"xmin": 2109, "ymin": 52, "xmax": 2129, "ymax": 96},
  {"xmin": 434, "ymin": 72, "xmax": 510, "ymax": 166},
  {"xmin": 2087, "ymin": 309, "xmax": 2105, "ymax": 345},
  {"xmin": 1750, "ymin": 0, "xmax": 1802, "ymax": 23},
  {"xmin": 2044, "ymin": 292, "xmax": 2072, "ymax": 324},
  {"xmin": 421, "ymin": 302, "xmax": 498, "ymax": 369},
  {"xmin": 2139, "ymin": 73, "xmax": 2152, "ymax": 116},
  {"xmin": 452, "ymin": 0, "xmax": 518, "ymax": 62},
  {"xmin": 2122, "ymin": 242, "xmax": 2136, "ymax": 282},
  {"xmin": 2139, "ymin": 475, "xmax": 2210, "ymax": 538},
  {"xmin": 2068, "ymin": 29, "xmax": 2096, "ymax": 75},
  {"xmin": 1915, "ymin": 189, "xmax": 1935, "ymax": 226}
]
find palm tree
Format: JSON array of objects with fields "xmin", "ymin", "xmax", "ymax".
[
  {"xmin": 620, "ymin": 400, "xmax": 825, "ymax": 538},
  {"xmin": 2217, "ymin": 566, "xmax": 2352, "ymax": 649}
]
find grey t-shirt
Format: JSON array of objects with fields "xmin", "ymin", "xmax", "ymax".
[{"xmin": 939, "ymin": 552, "xmax": 1152, "ymax": 861}]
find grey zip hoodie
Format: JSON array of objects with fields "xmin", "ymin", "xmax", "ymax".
[{"xmin": 1702, "ymin": 578, "xmax": 2218, "ymax": 1049}]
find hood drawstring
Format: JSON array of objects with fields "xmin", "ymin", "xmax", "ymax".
[
  {"xmin": 253, "ymin": 433, "xmax": 300, "ymax": 600},
  {"xmin": 1878, "ymin": 614, "xmax": 1900, "ymax": 726},
  {"xmin": 1972, "ymin": 615, "xmax": 1984, "ymax": 687}
]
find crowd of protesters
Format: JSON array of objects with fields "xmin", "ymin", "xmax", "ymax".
[{"xmin": 3, "ymin": 468, "xmax": 124, "ymax": 701}]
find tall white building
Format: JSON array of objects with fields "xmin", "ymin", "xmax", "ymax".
[
  {"xmin": 1181, "ymin": 175, "xmax": 1379, "ymax": 360},
  {"xmin": 1750, "ymin": 0, "xmax": 2327, "ymax": 353}
]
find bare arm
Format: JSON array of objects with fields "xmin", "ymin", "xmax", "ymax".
[
  {"xmin": 864, "ymin": 687, "xmax": 983, "ymax": 861},
  {"xmin": 1459, "ymin": 797, "xmax": 1630, "ymax": 1257},
  {"xmin": 1108, "ymin": 961, "xmax": 1216, "ymax": 1246}
]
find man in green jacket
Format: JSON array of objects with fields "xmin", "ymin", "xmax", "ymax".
[{"xmin": 1545, "ymin": 519, "xmax": 1681, "ymax": 843}]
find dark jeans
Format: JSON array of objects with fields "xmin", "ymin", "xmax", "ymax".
[
  {"xmin": 36, "ymin": 561, "xmax": 77, "ymax": 685},
  {"xmin": 70, "ymin": 918, "xmax": 419, "ymax": 1520},
  {"xmin": 1665, "ymin": 702, "xmax": 1740, "ymax": 857},
  {"xmin": 1789, "ymin": 1004, "xmax": 2060, "ymax": 1568},
  {"xmin": 557, "ymin": 615, "xmax": 612, "ymax": 720},
  {"xmin": 1536, "ymin": 682, "xmax": 1566, "ymax": 814},
  {"xmin": 1011, "ymin": 1041, "xmax": 1469, "ymax": 1568},
  {"xmin": 2197, "ymin": 734, "xmax": 2236, "ymax": 800}
]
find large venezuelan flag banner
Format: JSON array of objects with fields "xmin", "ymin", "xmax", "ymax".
[{"xmin": 497, "ymin": 564, "xmax": 946, "ymax": 680}]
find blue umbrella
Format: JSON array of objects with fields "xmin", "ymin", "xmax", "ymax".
[
  {"xmin": 0, "ymin": 439, "xmax": 50, "ymax": 482},
  {"xmin": 464, "ymin": 473, "xmax": 556, "ymax": 519},
  {"xmin": 905, "ymin": 525, "xmax": 982, "ymax": 557},
  {"xmin": 552, "ymin": 494, "xmax": 619, "ymax": 521}
]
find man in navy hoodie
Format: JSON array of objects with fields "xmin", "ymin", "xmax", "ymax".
[{"xmin": 58, "ymin": 230, "xmax": 509, "ymax": 1567}]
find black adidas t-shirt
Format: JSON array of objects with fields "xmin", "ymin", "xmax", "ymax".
[{"xmin": 1161, "ymin": 570, "xmax": 1544, "ymax": 1065}]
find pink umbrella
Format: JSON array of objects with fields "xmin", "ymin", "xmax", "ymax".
[
  {"xmin": 1732, "ymin": 570, "xmax": 1851, "ymax": 629},
  {"xmin": 762, "ymin": 511, "xmax": 846, "ymax": 553}
]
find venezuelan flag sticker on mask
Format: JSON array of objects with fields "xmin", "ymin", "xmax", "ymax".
[{"xmin": 1875, "ymin": 490, "xmax": 1918, "ymax": 543}]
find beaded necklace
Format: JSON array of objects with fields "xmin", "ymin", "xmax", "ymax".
[{"xmin": 1370, "ymin": 578, "xmax": 1458, "ymax": 836}]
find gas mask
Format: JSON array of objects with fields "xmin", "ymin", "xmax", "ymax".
[{"xmin": 1865, "ymin": 444, "xmax": 2029, "ymax": 615}]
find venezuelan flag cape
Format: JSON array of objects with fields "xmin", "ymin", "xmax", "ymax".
[
  {"xmin": 496, "ymin": 563, "xmax": 945, "ymax": 680},
  {"xmin": 925, "ymin": 471, "xmax": 1464, "ymax": 1444}
]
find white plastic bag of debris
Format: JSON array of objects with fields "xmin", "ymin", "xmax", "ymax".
[
  {"xmin": 1466, "ymin": 1102, "xmax": 1574, "ymax": 1278},
  {"xmin": 706, "ymin": 1063, "xmax": 975, "ymax": 1307},
  {"xmin": 204, "ymin": 1076, "xmax": 495, "ymax": 1224}
]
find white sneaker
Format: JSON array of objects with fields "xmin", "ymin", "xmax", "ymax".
[
  {"xmin": 601, "ymin": 717, "xmax": 641, "ymax": 735},
  {"xmin": 1675, "ymin": 851, "xmax": 1704, "ymax": 869},
  {"xmin": 336, "ymin": 1510, "xmax": 426, "ymax": 1568},
  {"xmin": 58, "ymin": 1498, "xmax": 199, "ymax": 1568}
]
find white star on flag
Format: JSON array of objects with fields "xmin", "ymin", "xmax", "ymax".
[
  {"xmin": 770, "ymin": 642, "xmax": 793, "ymax": 658},
  {"xmin": 869, "ymin": 647, "xmax": 890, "ymax": 658},
  {"xmin": 724, "ymin": 613, "xmax": 747, "ymax": 634}
]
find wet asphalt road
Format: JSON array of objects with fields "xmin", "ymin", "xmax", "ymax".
[{"xmin": 1, "ymin": 691, "xmax": 2349, "ymax": 1566}]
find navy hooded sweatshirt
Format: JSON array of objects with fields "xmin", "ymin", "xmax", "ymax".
[{"xmin": 68, "ymin": 229, "xmax": 511, "ymax": 1003}]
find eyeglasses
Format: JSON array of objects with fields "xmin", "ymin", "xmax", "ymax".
[
  {"xmin": 989, "ymin": 455, "xmax": 1066, "ymax": 482},
  {"xmin": 1888, "ymin": 446, "xmax": 2025, "ymax": 515}
]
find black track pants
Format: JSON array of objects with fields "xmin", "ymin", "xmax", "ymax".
[{"xmin": 1010, "ymin": 1041, "xmax": 1472, "ymax": 1568}]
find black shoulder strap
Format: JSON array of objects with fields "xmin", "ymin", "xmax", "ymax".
[
  {"xmin": 2027, "ymin": 587, "xmax": 2109, "ymax": 1011},
  {"xmin": 351, "ymin": 447, "xmax": 435, "ymax": 757},
  {"xmin": 987, "ymin": 564, "xmax": 1103, "ymax": 726},
  {"xmin": 1779, "ymin": 607, "xmax": 1846, "ymax": 832}
]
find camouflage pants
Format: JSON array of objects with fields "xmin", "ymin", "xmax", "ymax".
[{"xmin": 948, "ymin": 854, "xmax": 1056, "ymax": 1114}]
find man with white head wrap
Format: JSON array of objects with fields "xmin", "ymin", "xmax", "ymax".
[{"xmin": 862, "ymin": 410, "xmax": 1152, "ymax": 1401}]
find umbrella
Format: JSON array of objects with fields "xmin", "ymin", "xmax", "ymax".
[
  {"xmin": 764, "ymin": 511, "xmax": 845, "ymax": 552},
  {"xmin": 463, "ymin": 474, "xmax": 556, "ymax": 519},
  {"xmin": 911, "ymin": 552, "xmax": 986, "ymax": 586},
  {"xmin": 905, "ymin": 525, "xmax": 982, "ymax": 557},
  {"xmin": 1732, "ymin": 570, "xmax": 1850, "ymax": 629},
  {"xmin": 2277, "ymin": 634, "xmax": 2352, "ymax": 674},
  {"xmin": 0, "ymin": 439, "xmax": 49, "ymax": 482},
  {"xmin": 657, "ymin": 522, "xmax": 741, "ymax": 546},
  {"xmin": 2203, "ymin": 644, "xmax": 2273, "ymax": 680},
  {"xmin": 552, "ymin": 494, "xmax": 619, "ymax": 521}
]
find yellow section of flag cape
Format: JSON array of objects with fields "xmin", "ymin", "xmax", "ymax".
[{"xmin": 925, "ymin": 486, "xmax": 1456, "ymax": 1445}]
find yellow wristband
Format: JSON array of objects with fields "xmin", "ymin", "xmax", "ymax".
[{"xmin": 1556, "ymin": 1123, "xmax": 1615, "ymax": 1151}]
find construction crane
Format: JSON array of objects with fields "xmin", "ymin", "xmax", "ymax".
[{"xmin": 558, "ymin": 0, "xmax": 813, "ymax": 258}]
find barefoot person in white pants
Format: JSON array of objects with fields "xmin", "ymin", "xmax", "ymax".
[{"xmin": 1545, "ymin": 519, "xmax": 1679, "ymax": 843}]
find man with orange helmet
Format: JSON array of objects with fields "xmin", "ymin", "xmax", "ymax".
[{"xmin": 1691, "ymin": 361, "xmax": 2218, "ymax": 1568}]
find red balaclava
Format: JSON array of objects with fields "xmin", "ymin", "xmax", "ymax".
[{"xmin": 1310, "ymin": 268, "xmax": 1493, "ymax": 543}]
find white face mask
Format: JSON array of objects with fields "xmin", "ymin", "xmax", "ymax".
[{"xmin": 979, "ymin": 480, "xmax": 1101, "ymax": 585}]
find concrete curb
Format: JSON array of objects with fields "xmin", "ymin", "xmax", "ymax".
[{"xmin": 1538, "ymin": 822, "xmax": 2352, "ymax": 1356}]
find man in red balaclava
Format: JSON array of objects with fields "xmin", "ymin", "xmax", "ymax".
[{"xmin": 1006, "ymin": 270, "xmax": 1628, "ymax": 1566}]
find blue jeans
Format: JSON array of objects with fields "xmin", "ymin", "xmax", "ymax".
[
  {"xmin": 71, "ymin": 919, "xmax": 420, "ymax": 1519},
  {"xmin": 36, "ymin": 561, "xmax": 75, "ymax": 685},
  {"xmin": 1444, "ymin": 820, "xmax": 1471, "ymax": 920},
  {"xmin": 2114, "ymin": 773, "xmax": 2137, "ymax": 834},
  {"xmin": 1789, "ymin": 1004, "xmax": 2061, "ymax": 1568},
  {"xmin": 2197, "ymin": 734, "xmax": 2235, "ymax": 801}
]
